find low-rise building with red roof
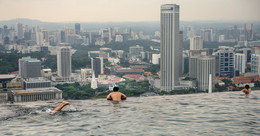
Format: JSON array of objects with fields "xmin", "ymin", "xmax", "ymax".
[
  {"xmin": 123, "ymin": 74, "xmax": 145, "ymax": 82},
  {"xmin": 116, "ymin": 68, "xmax": 144, "ymax": 74},
  {"xmin": 215, "ymin": 77, "xmax": 232, "ymax": 86},
  {"xmin": 232, "ymin": 76, "xmax": 260, "ymax": 87},
  {"xmin": 144, "ymin": 72, "xmax": 153, "ymax": 76},
  {"xmin": 130, "ymin": 65, "xmax": 148, "ymax": 69}
]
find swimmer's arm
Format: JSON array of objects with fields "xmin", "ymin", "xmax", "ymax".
[
  {"xmin": 107, "ymin": 93, "xmax": 112, "ymax": 100},
  {"xmin": 54, "ymin": 101, "xmax": 70, "ymax": 112},
  {"xmin": 121, "ymin": 93, "xmax": 127, "ymax": 100}
]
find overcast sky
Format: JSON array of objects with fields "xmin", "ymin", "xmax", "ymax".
[{"xmin": 0, "ymin": 0, "xmax": 259, "ymax": 22}]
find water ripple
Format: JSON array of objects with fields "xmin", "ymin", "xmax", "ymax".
[{"xmin": 0, "ymin": 91, "xmax": 259, "ymax": 135}]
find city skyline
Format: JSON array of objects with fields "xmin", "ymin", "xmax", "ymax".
[{"xmin": 0, "ymin": 0, "xmax": 259, "ymax": 22}]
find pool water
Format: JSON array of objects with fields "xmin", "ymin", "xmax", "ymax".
[{"xmin": 1, "ymin": 91, "xmax": 260, "ymax": 136}]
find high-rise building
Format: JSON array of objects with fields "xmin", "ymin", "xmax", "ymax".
[
  {"xmin": 188, "ymin": 49, "xmax": 211, "ymax": 79},
  {"xmin": 101, "ymin": 28, "xmax": 112, "ymax": 43},
  {"xmin": 141, "ymin": 51, "xmax": 151, "ymax": 62},
  {"xmin": 200, "ymin": 28, "xmax": 213, "ymax": 42},
  {"xmin": 91, "ymin": 57, "xmax": 104, "ymax": 78},
  {"xmin": 42, "ymin": 30, "xmax": 49, "ymax": 44},
  {"xmin": 17, "ymin": 23, "xmax": 24, "ymax": 39},
  {"xmin": 218, "ymin": 35, "xmax": 225, "ymax": 42},
  {"xmin": 115, "ymin": 35, "xmax": 123, "ymax": 42},
  {"xmin": 152, "ymin": 54, "xmax": 160, "ymax": 64},
  {"xmin": 251, "ymin": 48, "xmax": 260, "ymax": 75},
  {"xmin": 24, "ymin": 31, "xmax": 31, "ymax": 41},
  {"xmin": 179, "ymin": 31, "xmax": 184, "ymax": 74},
  {"xmin": 197, "ymin": 56, "xmax": 215, "ymax": 91},
  {"xmin": 36, "ymin": 32, "xmax": 44, "ymax": 45},
  {"xmin": 214, "ymin": 47, "xmax": 234, "ymax": 77},
  {"xmin": 190, "ymin": 36, "xmax": 203, "ymax": 50},
  {"xmin": 189, "ymin": 56, "xmax": 215, "ymax": 91},
  {"xmin": 234, "ymin": 53, "xmax": 246, "ymax": 75},
  {"xmin": 75, "ymin": 23, "xmax": 81, "ymax": 35},
  {"xmin": 129, "ymin": 45, "xmax": 144, "ymax": 59},
  {"xmin": 57, "ymin": 47, "xmax": 71, "ymax": 81},
  {"xmin": 19, "ymin": 57, "xmax": 41, "ymax": 79},
  {"xmin": 60, "ymin": 30, "xmax": 66, "ymax": 43},
  {"xmin": 160, "ymin": 4, "xmax": 182, "ymax": 91},
  {"xmin": 188, "ymin": 49, "xmax": 209, "ymax": 57},
  {"xmin": 242, "ymin": 48, "xmax": 252, "ymax": 63},
  {"xmin": 244, "ymin": 24, "xmax": 253, "ymax": 41}
]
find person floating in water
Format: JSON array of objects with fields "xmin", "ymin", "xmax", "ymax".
[
  {"xmin": 241, "ymin": 85, "xmax": 251, "ymax": 95},
  {"xmin": 107, "ymin": 87, "xmax": 127, "ymax": 101},
  {"xmin": 49, "ymin": 101, "xmax": 71, "ymax": 114}
]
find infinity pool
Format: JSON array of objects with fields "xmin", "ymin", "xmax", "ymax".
[{"xmin": 1, "ymin": 91, "xmax": 259, "ymax": 136}]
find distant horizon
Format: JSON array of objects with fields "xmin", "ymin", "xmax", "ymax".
[
  {"xmin": 0, "ymin": 0, "xmax": 259, "ymax": 22},
  {"xmin": 1, "ymin": 18, "xmax": 260, "ymax": 24}
]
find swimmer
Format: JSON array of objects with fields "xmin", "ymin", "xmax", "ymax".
[
  {"xmin": 49, "ymin": 101, "xmax": 71, "ymax": 114},
  {"xmin": 107, "ymin": 87, "xmax": 127, "ymax": 101},
  {"xmin": 241, "ymin": 85, "xmax": 251, "ymax": 95}
]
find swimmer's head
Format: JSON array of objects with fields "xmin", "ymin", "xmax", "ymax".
[
  {"xmin": 245, "ymin": 85, "xmax": 250, "ymax": 89},
  {"xmin": 113, "ymin": 87, "xmax": 119, "ymax": 92}
]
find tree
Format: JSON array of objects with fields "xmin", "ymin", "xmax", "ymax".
[
  {"xmin": 146, "ymin": 64, "xmax": 160, "ymax": 75},
  {"xmin": 222, "ymin": 79, "xmax": 232, "ymax": 85},
  {"xmin": 119, "ymin": 58, "xmax": 130, "ymax": 67}
]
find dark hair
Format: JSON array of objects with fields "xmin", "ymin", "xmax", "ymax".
[
  {"xmin": 113, "ymin": 87, "xmax": 119, "ymax": 92},
  {"xmin": 245, "ymin": 85, "xmax": 250, "ymax": 89}
]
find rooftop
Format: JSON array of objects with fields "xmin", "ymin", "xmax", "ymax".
[
  {"xmin": 232, "ymin": 76, "xmax": 260, "ymax": 84},
  {"xmin": 123, "ymin": 74, "xmax": 144, "ymax": 81},
  {"xmin": 116, "ymin": 69, "xmax": 144, "ymax": 73},
  {"xmin": 23, "ymin": 77, "xmax": 51, "ymax": 82},
  {"xmin": 130, "ymin": 65, "xmax": 148, "ymax": 69},
  {"xmin": 0, "ymin": 75, "xmax": 16, "ymax": 81}
]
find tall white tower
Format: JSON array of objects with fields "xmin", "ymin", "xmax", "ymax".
[
  {"xmin": 57, "ymin": 46, "xmax": 71, "ymax": 81},
  {"xmin": 91, "ymin": 70, "xmax": 98, "ymax": 89},
  {"xmin": 190, "ymin": 36, "xmax": 203, "ymax": 50},
  {"xmin": 160, "ymin": 4, "xmax": 181, "ymax": 91}
]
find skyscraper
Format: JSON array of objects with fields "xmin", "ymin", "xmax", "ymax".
[
  {"xmin": 234, "ymin": 53, "xmax": 246, "ymax": 75},
  {"xmin": 197, "ymin": 56, "xmax": 215, "ymax": 91},
  {"xmin": 60, "ymin": 30, "xmax": 66, "ymax": 43},
  {"xmin": 200, "ymin": 28, "xmax": 213, "ymax": 42},
  {"xmin": 19, "ymin": 56, "xmax": 41, "ymax": 79},
  {"xmin": 251, "ymin": 48, "xmax": 260, "ymax": 75},
  {"xmin": 244, "ymin": 24, "xmax": 253, "ymax": 41},
  {"xmin": 189, "ymin": 56, "xmax": 215, "ymax": 91},
  {"xmin": 57, "ymin": 46, "xmax": 71, "ymax": 81},
  {"xmin": 179, "ymin": 31, "xmax": 183, "ymax": 74},
  {"xmin": 91, "ymin": 57, "xmax": 104, "ymax": 78},
  {"xmin": 190, "ymin": 36, "xmax": 203, "ymax": 50},
  {"xmin": 42, "ymin": 29, "xmax": 49, "ymax": 44},
  {"xmin": 160, "ymin": 4, "xmax": 181, "ymax": 91},
  {"xmin": 17, "ymin": 23, "xmax": 24, "ymax": 39},
  {"xmin": 214, "ymin": 47, "xmax": 234, "ymax": 77},
  {"xmin": 75, "ymin": 23, "xmax": 81, "ymax": 35}
]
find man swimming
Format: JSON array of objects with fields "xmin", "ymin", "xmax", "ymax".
[
  {"xmin": 107, "ymin": 87, "xmax": 127, "ymax": 101},
  {"xmin": 48, "ymin": 101, "xmax": 71, "ymax": 114},
  {"xmin": 241, "ymin": 85, "xmax": 251, "ymax": 95}
]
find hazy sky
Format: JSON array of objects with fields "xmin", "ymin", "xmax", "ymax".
[{"xmin": 0, "ymin": 0, "xmax": 259, "ymax": 22}]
